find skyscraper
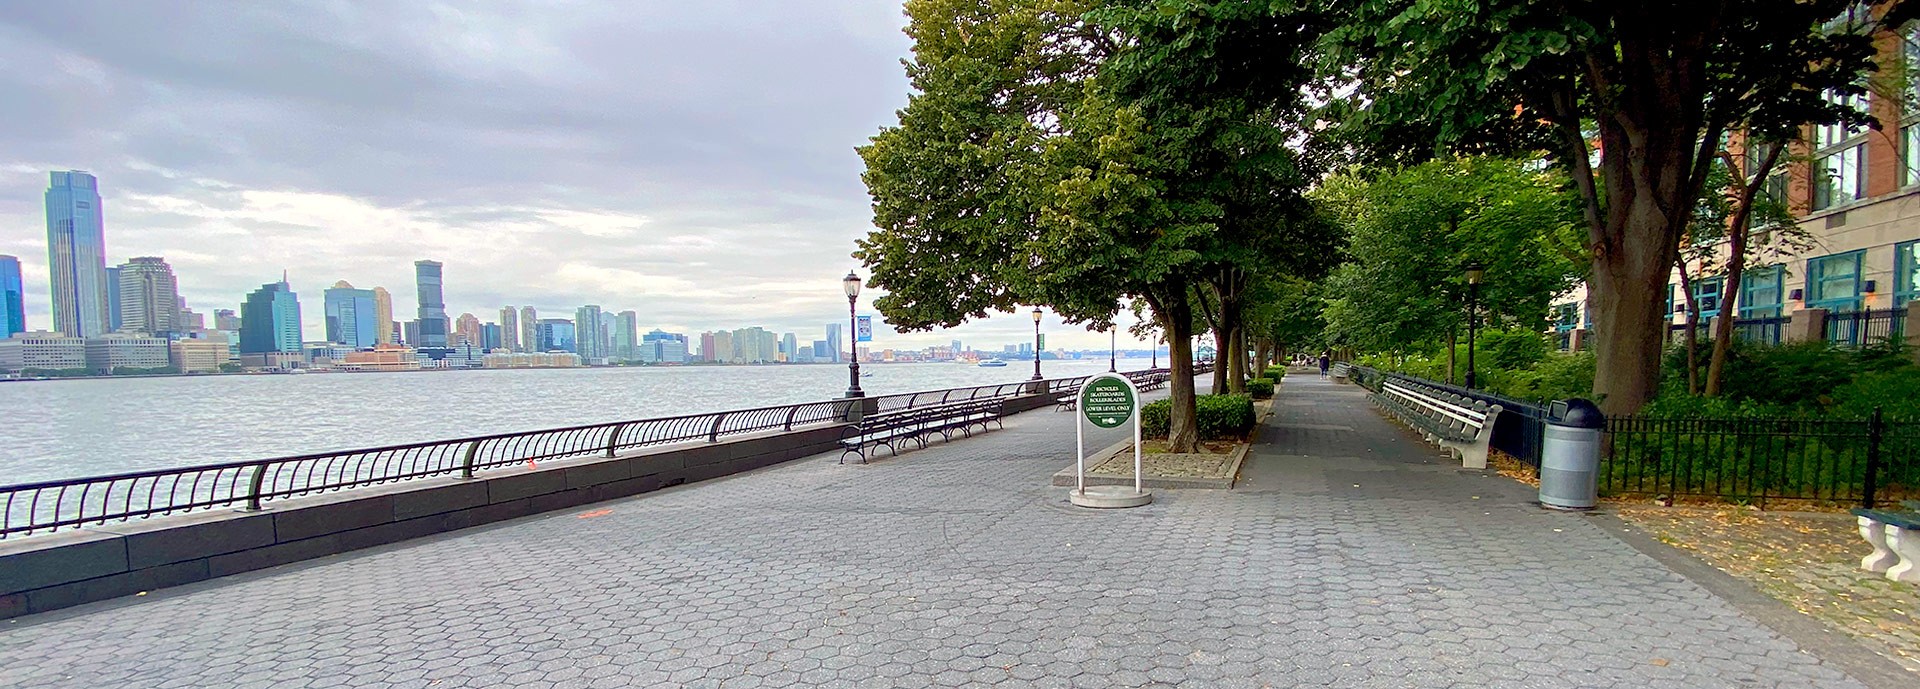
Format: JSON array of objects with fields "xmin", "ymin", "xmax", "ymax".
[
  {"xmin": 574, "ymin": 305, "xmax": 603, "ymax": 360},
  {"xmin": 498, "ymin": 306, "xmax": 521, "ymax": 352},
  {"xmin": 371, "ymin": 286, "xmax": 395, "ymax": 345},
  {"xmin": 104, "ymin": 266, "xmax": 123, "ymax": 331},
  {"xmin": 323, "ymin": 281, "xmax": 380, "ymax": 349},
  {"xmin": 239, "ymin": 280, "xmax": 302, "ymax": 354},
  {"xmin": 613, "ymin": 311, "xmax": 639, "ymax": 360},
  {"xmin": 115, "ymin": 257, "xmax": 180, "ymax": 336},
  {"xmin": 45, "ymin": 171, "xmax": 110, "ymax": 338},
  {"xmin": 454, "ymin": 313, "xmax": 482, "ymax": 346},
  {"xmin": 0, "ymin": 255, "xmax": 24, "ymax": 338},
  {"xmin": 826, "ymin": 323, "xmax": 843, "ymax": 363},
  {"xmin": 782, "ymin": 332, "xmax": 798, "ymax": 361},
  {"xmin": 213, "ymin": 309, "xmax": 240, "ymax": 331},
  {"xmin": 519, "ymin": 306, "xmax": 538, "ymax": 353},
  {"xmin": 535, "ymin": 318, "xmax": 575, "ymax": 352},
  {"xmin": 699, "ymin": 331, "xmax": 717, "ymax": 362},
  {"xmin": 481, "ymin": 323, "xmax": 503, "ymax": 350},
  {"xmin": 413, "ymin": 260, "xmax": 448, "ymax": 347}
]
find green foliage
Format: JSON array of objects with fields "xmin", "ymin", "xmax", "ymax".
[
  {"xmin": 20, "ymin": 368, "xmax": 92, "ymax": 378},
  {"xmin": 111, "ymin": 366, "xmax": 178, "ymax": 376},
  {"xmin": 1483, "ymin": 352, "xmax": 1594, "ymax": 404},
  {"xmin": 1316, "ymin": 157, "xmax": 1582, "ymax": 352},
  {"xmin": 218, "ymin": 362, "xmax": 243, "ymax": 373},
  {"xmin": 1245, "ymin": 377, "xmax": 1274, "ymax": 399},
  {"xmin": 1142, "ymin": 394, "xmax": 1255, "ymax": 440},
  {"xmin": 1263, "ymin": 365, "xmax": 1287, "ymax": 379}
]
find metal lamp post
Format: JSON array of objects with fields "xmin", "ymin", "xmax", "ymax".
[
  {"xmin": 844, "ymin": 271, "xmax": 864, "ymax": 398},
  {"xmin": 1109, "ymin": 326, "xmax": 1117, "ymax": 372},
  {"xmin": 1031, "ymin": 307, "xmax": 1044, "ymax": 380},
  {"xmin": 1464, "ymin": 261, "xmax": 1484, "ymax": 390}
]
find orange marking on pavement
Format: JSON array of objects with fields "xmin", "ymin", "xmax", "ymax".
[{"xmin": 577, "ymin": 509, "xmax": 613, "ymax": 519}]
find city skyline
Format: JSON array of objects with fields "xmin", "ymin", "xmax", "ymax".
[{"xmin": 0, "ymin": 4, "xmax": 1157, "ymax": 353}]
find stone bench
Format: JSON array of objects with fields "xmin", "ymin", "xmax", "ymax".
[{"xmin": 1851, "ymin": 508, "xmax": 1920, "ymax": 583}]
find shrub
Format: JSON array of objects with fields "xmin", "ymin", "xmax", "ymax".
[
  {"xmin": 1484, "ymin": 352, "xmax": 1594, "ymax": 403},
  {"xmin": 1263, "ymin": 364, "xmax": 1287, "ymax": 379},
  {"xmin": 1246, "ymin": 377, "xmax": 1275, "ymax": 399},
  {"xmin": 1141, "ymin": 394, "xmax": 1256, "ymax": 440}
]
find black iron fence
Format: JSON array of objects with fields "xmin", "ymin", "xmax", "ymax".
[
  {"xmin": 1824, "ymin": 308, "xmax": 1904, "ymax": 347},
  {"xmin": 1602, "ymin": 410, "xmax": 1916, "ymax": 508},
  {"xmin": 1, "ymin": 367, "xmax": 1198, "ymax": 540},
  {"xmin": 1732, "ymin": 314, "xmax": 1787, "ymax": 345}
]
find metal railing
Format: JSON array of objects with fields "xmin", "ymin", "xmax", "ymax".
[
  {"xmin": 1824, "ymin": 308, "xmax": 1904, "ymax": 348},
  {"xmin": 1732, "ymin": 314, "xmax": 1787, "ymax": 345},
  {"xmin": 1, "ymin": 366, "xmax": 1201, "ymax": 539}
]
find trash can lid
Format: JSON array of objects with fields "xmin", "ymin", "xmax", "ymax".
[{"xmin": 1554, "ymin": 398, "xmax": 1605, "ymax": 429}]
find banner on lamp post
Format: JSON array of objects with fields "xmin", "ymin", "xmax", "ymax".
[{"xmin": 855, "ymin": 315, "xmax": 873, "ymax": 342}]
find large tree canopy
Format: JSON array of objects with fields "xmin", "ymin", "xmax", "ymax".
[
  {"xmin": 1316, "ymin": 156, "xmax": 1584, "ymax": 354},
  {"xmin": 857, "ymin": 0, "xmax": 1335, "ymax": 450},
  {"xmin": 1317, "ymin": 0, "xmax": 1882, "ymax": 414}
]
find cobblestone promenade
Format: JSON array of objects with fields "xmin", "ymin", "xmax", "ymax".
[{"xmin": 0, "ymin": 376, "xmax": 1883, "ymax": 688}]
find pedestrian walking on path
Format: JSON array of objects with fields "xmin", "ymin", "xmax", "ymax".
[{"xmin": 1318, "ymin": 351, "xmax": 1330, "ymax": 377}]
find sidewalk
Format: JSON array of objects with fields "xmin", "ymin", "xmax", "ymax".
[{"xmin": 0, "ymin": 375, "xmax": 1889, "ymax": 688}]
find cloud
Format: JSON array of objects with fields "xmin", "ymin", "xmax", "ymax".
[{"xmin": 0, "ymin": 1, "xmax": 1153, "ymax": 352}]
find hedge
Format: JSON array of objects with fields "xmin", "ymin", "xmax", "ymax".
[
  {"xmin": 1246, "ymin": 377, "xmax": 1275, "ymax": 399},
  {"xmin": 1141, "ymin": 394, "xmax": 1256, "ymax": 440},
  {"xmin": 1263, "ymin": 365, "xmax": 1287, "ymax": 379}
]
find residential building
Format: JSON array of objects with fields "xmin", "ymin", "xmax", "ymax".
[
  {"xmin": 338, "ymin": 344, "xmax": 421, "ymax": 372},
  {"xmin": 699, "ymin": 332, "xmax": 718, "ymax": 362},
  {"xmin": 482, "ymin": 351, "xmax": 583, "ymax": 368},
  {"xmin": 713, "ymin": 330, "xmax": 735, "ymax": 363},
  {"xmin": 599, "ymin": 311, "xmax": 616, "ymax": 359},
  {"xmin": 498, "ymin": 306, "xmax": 521, "ymax": 352},
  {"xmin": 536, "ymin": 318, "xmax": 576, "ymax": 353},
  {"xmin": 46, "ymin": 171, "xmax": 110, "ymax": 338},
  {"xmin": 239, "ymin": 280, "xmax": 302, "ymax": 354},
  {"xmin": 0, "ymin": 331, "xmax": 87, "ymax": 372},
  {"xmin": 213, "ymin": 309, "xmax": 240, "ymax": 331},
  {"xmin": 323, "ymin": 281, "xmax": 380, "ymax": 349},
  {"xmin": 413, "ymin": 260, "xmax": 448, "ymax": 347},
  {"xmin": 575, "ymin": 305, "xmax": 604, "ymax": 360},
  {"xmin": 0, "ymin": 255, "xmax": 23, "ymax": 337},
  {"xmin": 115, "ymin": 257, "xmax": 180, "ymax": 335},
  {"xmin": 519, "ymin": 306, "xmax": 538, "ymax": 354},
  {"xmin": 613, "ymin": 311, "xmax": 639, "ymax": 360},
  {"xmin": 454, "ymin": 312, "xmax": 483, "ymax": 347},
  {"xmin": 371, "ymin": 286, "xmax": 395, "ymax": 345},
  {"xmin": 171, "ymin": 332, "xmax": 233, "ymax": 373},
  {"xmin": 826, "ymin": 323, "xmax": 843, "ymax": 363},
  {"xmin": 85, "ymin": 333, "xmax": 172, "ymax": 373}
]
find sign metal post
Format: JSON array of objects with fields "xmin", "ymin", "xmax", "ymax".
[{"xmin": 1070, "ymin": 373, "xmax": 1152, "ymax": 508}]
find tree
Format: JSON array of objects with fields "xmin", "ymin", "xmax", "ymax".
[
  {"xmin": 1319, "ymin": 0, "xmax": 1880, "ymax": 414},
  {"xmin": 1316, "ymin": 157, "xmax": 1583, "ymax": 357},
  {"xmin": 858, "ymin": 0, "xmax": 1333, "ymax": 450}
]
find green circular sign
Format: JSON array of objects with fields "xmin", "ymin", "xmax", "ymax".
[{"xmin": 1081, "ymin": 376, "xmax": 1136, "ymax": 429}]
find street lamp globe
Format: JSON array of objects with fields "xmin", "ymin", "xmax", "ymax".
[
  {"xmin": 1464, "ymin": 261, "xmax": 1485, "ymax": 285},
  {"xmin": 843, "ymin": 271, "xmax": 862, "ymax": 298},
  {"xmin": 1031, "ymin": 307, "xmax": 1043, "ymax": 322}
]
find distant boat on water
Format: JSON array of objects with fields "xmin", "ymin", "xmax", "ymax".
[{"xmin": 977, "ymin": 359, "xmax": 1007, "ymax": 368}]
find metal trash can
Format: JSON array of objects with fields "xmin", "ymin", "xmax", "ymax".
[{"xmin": 1539, "ymin": 398, "xmax": 1604, "ymax": 510}]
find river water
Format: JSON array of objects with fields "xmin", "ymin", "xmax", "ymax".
[{"xmin": 0, "ymin": 358, "xmax": 1157, "ymax": 485}]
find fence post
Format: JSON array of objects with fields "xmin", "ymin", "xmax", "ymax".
[
  {"xmin": 708, "ymin": 412, "xmax": 728, "ymax": 442},
  {"xmin": 1863, "ymin": 406, "xmax": 1884, "ymax": 509},
  {"xmin": 244, "ymin": 463, "xmax": 268, "ymax": 511},
  {"xmin": 460, "ymin": 440, "xmax": 481, "ymax": 479},
  {"xmin": 784, "ymin": 406, "xmax": 799, "ymax": 431},
  {"xmin": 605, "ymin": 423, "xmax": 628, "ymax": 458}
]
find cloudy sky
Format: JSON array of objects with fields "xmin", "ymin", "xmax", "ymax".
[{"xmin": 0, "ymin": 1, "xmax": 1153, "ymax": 353}]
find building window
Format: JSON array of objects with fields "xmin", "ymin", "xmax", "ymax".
[
  {"xmin": 1690, "ymin": 277, "xmax": 1723, "ymax": 318},
  {"xmin": 1897, "ymin": 241, "xmax": 1920, "ymax": 307},
  {"xmin": 1814, "ymin": 90, "xmax": 1868, "ymax": 210},
  {"xmin": 1740, "ymin": 264, "xmax": 1786, "ymax": 319},
  {"xmin": 1665, "ymin": 284, "xmax": 1676, "ymax": 317},
  {"xmin": 1807, "ymin": 250, "xmax": 1865, "ymax": 313},
  {"xmin": 1553, "ymin": 303, "xmax": 1580, "ymax": 332}
]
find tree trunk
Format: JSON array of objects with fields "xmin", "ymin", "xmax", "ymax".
[
  {"xmin": 1224, "ymin": 291, "xmax": 1246, "ymax": 393},
  {"xmin": 1706, "ymin": 145, "xmax": 1780, "ymax": 397},
  {"xmin": 1156, "ymin": 288, "xmax": 1200, "ymax": 453},
  {"xmin": 1446, "ymin": 321, "xmax": 1457, "ymax": 385}
]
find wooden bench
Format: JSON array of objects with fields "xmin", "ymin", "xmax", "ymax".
[
  {"xmin": 1369, "ymin": 378, "xmax": 1503, "ymax": 469},
  {"xmin": 1851, "ymin": 508, "xmax": 1920, "ymax": 583},
  {"xmin": 839, "ymin": 398, "xmax": 1005, "ymax": 464}
]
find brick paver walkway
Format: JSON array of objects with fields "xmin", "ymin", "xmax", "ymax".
[{"xmin": 0, "ymin": 376, "xmax": 1878, "ymax": 688}]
